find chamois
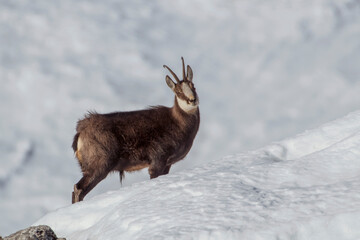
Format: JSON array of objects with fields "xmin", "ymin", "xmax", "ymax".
[{"xmin": 71, "ymin": 57, "xmax": 200, "ymax": 203}]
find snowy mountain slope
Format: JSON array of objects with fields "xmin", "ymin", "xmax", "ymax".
[
  {"xmin": 34, "ymin": 110, "xmax": 360, "ymax": 240},
  {"xmin": 1, "ymin": 0, "xmax": 360, "ymax": 235}
]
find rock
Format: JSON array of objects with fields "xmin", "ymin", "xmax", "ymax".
[{"xmin": 3, "ymin": 225, "xmax": 65, "ymax": 240}]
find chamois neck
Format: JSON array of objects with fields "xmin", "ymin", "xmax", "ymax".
[{"xmin": 171, "ymin": 97, "xmax": 199, "ymax": 122}]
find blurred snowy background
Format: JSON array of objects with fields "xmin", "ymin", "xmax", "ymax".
[{"xmin": 0, "ymin": 0, "xmax": 359, "ymax": 235}]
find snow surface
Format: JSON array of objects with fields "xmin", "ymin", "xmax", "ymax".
[
  {"xmin": 35, "ymin": 110, "xmax": 360, "ymax": 239},
  {"xmin": 1, "ymin": 0, "xmax": 360, "ymax": 236}
]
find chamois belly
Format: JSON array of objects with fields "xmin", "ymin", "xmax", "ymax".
[{"xmin": 124, "ymin": 162, "xmax": 150, "ymax": 172}]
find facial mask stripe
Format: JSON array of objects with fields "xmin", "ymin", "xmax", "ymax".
[{"xmin": 182, "ymin": 84, "xmax": 194, "ymax": 100}]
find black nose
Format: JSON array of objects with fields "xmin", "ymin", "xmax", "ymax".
[{"xmin": 187, "ymin": 98, "xmax": 197, "ymax": 105}]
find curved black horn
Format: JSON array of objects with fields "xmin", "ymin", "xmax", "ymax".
[
  {"xmin": 181, "ymin": 57, "xmax": 186, "ymax": 80},
  {"xmin": 163, "ymin": 65, "xmax": 180, "ymax": 83}
]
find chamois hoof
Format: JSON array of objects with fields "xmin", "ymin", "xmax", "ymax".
[{"xmin": 72, "ymin": 184, "xmax": 82, "ymax": 204}]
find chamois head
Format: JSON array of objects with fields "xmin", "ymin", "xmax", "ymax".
[{"xmin": 164, "ymin": 57, "xmax": 199, "ymax": 113}]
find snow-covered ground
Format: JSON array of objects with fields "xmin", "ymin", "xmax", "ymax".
[
  {"xmin": 35, "ymin": 110, "xmax": 360, "ymax": 239},
  {"xmin": 1, "ymin": 0, "xmax": 360, "ymax": 236}
]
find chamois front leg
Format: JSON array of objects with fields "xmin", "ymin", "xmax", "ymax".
[
  {"xmin": 148, "ymin": 159, "xmax": 168, "ymax": 179},
  {"xmin": 162, "ymin": 165, "xmax": 171, "ymax": 175}
]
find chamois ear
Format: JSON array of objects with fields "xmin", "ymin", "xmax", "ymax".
[
  {"xmin": 166, "ymin": 75, "xmax": 176, "ymax": 91},
  {"xmin": 187, "ymin": 65, "xmax": 193, "ymax": 82}
]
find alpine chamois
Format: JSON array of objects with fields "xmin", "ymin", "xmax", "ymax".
[{"xmin": 71, "ymin": 57, "xmax": 200, "ymax": 203}]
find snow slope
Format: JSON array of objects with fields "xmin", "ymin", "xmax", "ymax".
[
  {"xmin": 1, "ymin": 0, "xmax": 360, "ymax": 235},
  {"xmin": 34, "ymin": 110, "xmax": 360, "ymax": 239}
]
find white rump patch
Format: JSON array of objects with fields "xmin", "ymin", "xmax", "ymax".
[{"xmin": 77, "ymin": 136, "xmax": 83, "ymax": 151}]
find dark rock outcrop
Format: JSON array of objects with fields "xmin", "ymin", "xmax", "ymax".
[{"xmin": 2, "ymin": 225, "xmax": 65, "ymax": 240}]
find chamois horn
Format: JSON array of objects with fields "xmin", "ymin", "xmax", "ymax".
[
  {"xmin": 163, "ymin": 63, "xmax": 180, "ymax": 83},
  {"xmin": 181, "ymin": 57, "xmax": 186, "ymax": 81}
]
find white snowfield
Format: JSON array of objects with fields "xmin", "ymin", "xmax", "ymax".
[
  {"xmin": 35, "ymin": 110, "xmax": 360, "ymax": 240},
  {"xmin": 1, "ymin": 0, "xmax": 360, "ymax": 236}
]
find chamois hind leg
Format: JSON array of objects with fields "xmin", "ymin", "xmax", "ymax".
[
  {"xmin": 72, "ymin": 161, "xmax": 115, "ymax": 203},
  {"xmin": 73, "ymin": 176, "xmax": 88, "ymax": 203},
  {"xmin": 72, "ymin": 172, "xmax": 108, "ymax": 203}
]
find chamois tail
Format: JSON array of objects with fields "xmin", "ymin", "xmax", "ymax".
[{"xmin": 72, "ymin": 133, "xmax": 80, "ymax": 153}]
